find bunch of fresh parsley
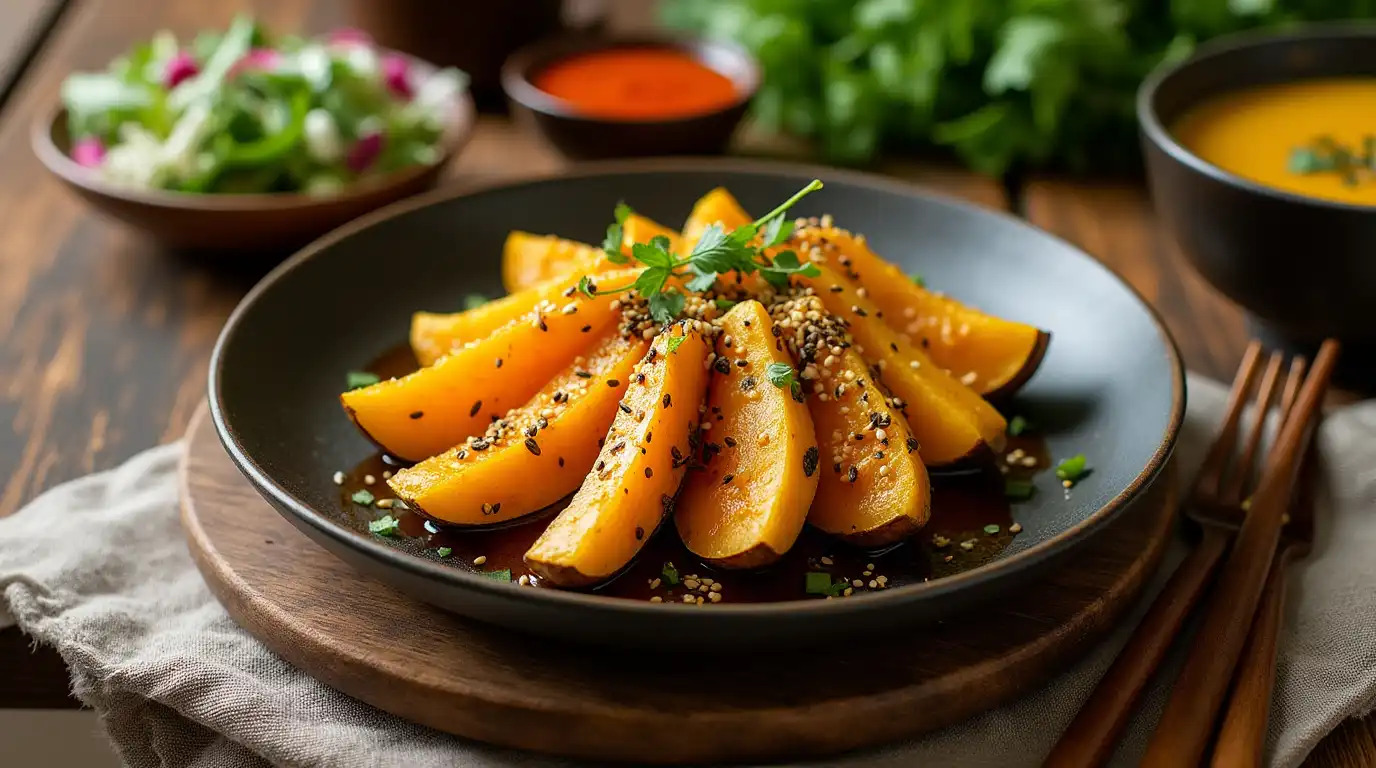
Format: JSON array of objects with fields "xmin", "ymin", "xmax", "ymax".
[
  {"xmin": 578, "ymin": 180, "xmax": 824, "ymax": 324},
  {"xmin": 663, "ymin": 0, "xmax": 1376, "ymax": 174}
]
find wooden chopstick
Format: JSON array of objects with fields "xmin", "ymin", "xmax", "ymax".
[{"xmin": 1139, "ymin": 340, "xmax": 1340, "ymax": 767}]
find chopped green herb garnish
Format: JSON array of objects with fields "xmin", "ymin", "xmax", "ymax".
[
  {"xmin": 601, "ymin": 201, "xmax": 633, "ymax": 263},
  {"xmin": 1056, "ymin": 454, "xmax": 1089, "ymax": 483},
  {"xmin": 368, "ymin": 514, "xmax": 399, "ymax": 536},
  {"xmin": 346, "ymin": 371, "xmax": 380, "ymax": 390},
  {"xmin": 911, "ymin": 273, "xmax": 926, "ymax": 288},
  {"xmin": 1289, "ymin": 135, "xmax": 1375, "ymax": 185},
  {"xmin": 1008, "ymin": 415, "xmax": 1029, "ymax": 436},
  {"xmin": 463, "ymin": 293, "xmax": 488, "ymax": 310},
  {"xmin": 483, "ymin": 569, "xmax": 513, "ymax": 582},
  {"xmin": 827, "ymin": 579, "xmax": 850, "ymax": 597},
  {"xmin": 715, "ymin": 298, "xmax": 739, "ymax": 311},
  {"xmin": 983, "ymin": 524, "xmax": 1001, "ymax": 535},
  {"xmin": 804, "ymin": 571, "xmax": 832, "ymax": 595},
  {"xmin": 661, "ymin": 561, "xmax": 680, "ymax": 586},
  {"xmin": 351, "ymin": 489, "xmax": 375, "ymax": 506},
  {"xmin": 766, "ymin": 361, "xmax": 803, "ymax": 399},
  {"xmin": 1004, "ymin": 480, "xmax": 1036, "ymax": 500},
  {"xmin": 664, "ymin": 334, "xmax": 686, "ymax": 355},
  {"xmin": 573, "ymin": 181, "xmax": 823, "ymax": 324},
  {"xmin": 436, "ymin": 547, "xmax": 453, "ymax": 558}
]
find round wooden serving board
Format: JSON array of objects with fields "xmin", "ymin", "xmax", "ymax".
[{"xmin": 181, "ymin": 403, "xmax": 1177, "ymax": 765}]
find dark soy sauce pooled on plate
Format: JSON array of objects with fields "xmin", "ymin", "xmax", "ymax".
[{"xmin": 339, "ymin": 346, "xmax": 1049, "ymax": 603}]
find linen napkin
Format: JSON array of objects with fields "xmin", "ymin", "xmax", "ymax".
[{"xmin": 3, "ymin": 373, "xmax": 1375, "ymax": 768}]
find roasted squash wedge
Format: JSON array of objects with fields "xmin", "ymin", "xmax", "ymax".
[
  {"xmin": 674, "ymin": 301, "xmax": 818, "ymax": 568},
  {"xmin": 410, "ymin": 270, "xmax": 589, "ymax": 366},
  {"xmin": 806, "ymin": 349, "xmax": 931, "ymax": 545},
  {"xmin": 804, "ymin": 264, "xmax": 1007, "ymax": 466},
  {"xmin": 525, "ymin": 324, "xmax": 711, "ymax": 587},
  {"xmin": 502, "ymin": 231, "xmax": 604, "ymax": 294},
  {"xmin": 793, "ymin": 225, "xmax": 1049, "ymax": 399},
  {"xmin": 342, "ymin": 271, "xmax": 634, "ymax": 461},
  {"xmin": 623, "ymin": 213, "xmax": 683, "ymax": 255},
  {"xmin": 682, "ymin": 187, "xmax": 752, "ymax": 252},
  {"xmin": 388, "ymin": 333, "xmax": 648, "ymax": 525}
]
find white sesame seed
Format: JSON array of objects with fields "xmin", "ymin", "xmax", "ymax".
[
  {"xmin": 363, "ymin": 474, "xmax": 376, "ymax": 485},
  {"xmin": 1009, "ymin": 523, "xmax": 1023, "ymax": 534},
  {"xmin": 700, "ymin": 422, "xmax": 712, "ymax": 431},
  {"xmin": 876, "ymin": 575, "xmax": 888, "ymax": 586},
  {"xmin": 332, "ymin": 471, "xmax": 345, "ymax": 485},
  {"xmin": 909, "ymin": 360, "xmax": 920, "ymax": 369},
  {"xmin": 879, "ymin": 465, "xmax": 890, "ymax": 476},
  {"xmin": 650, "ymin": 578, "xmax": 661, "ymax": 589},
  {"xmin": 960, "ymin": 371, "xmax": 978, "ymax": 386},
  {"xmin": 708, "ymin": 592, "xmax": 722, "ymax": 602},
  {"xmin": 868, "ymin": 580, "xmax": 878, "ymax": 588},
  {"xmin": 758, "ymin": 432, "xmax": 771, "ymax": 446},
  {"xmin": 843, "ymin": 587, "xmax": 854, "ymax": 596},
  {"xmin": 843, "ymin": 370, "xmax": 856, "ymax": 381},
  {"xmin": 710, "ymin": 582, "xmax": 723, "ymax": 593},
  {"xmin": 684, "ymin": 579, "xmax": 700, "ymax": 590},
  {"xmin": 960, "ymin": 539, "xmax": 976, "ymax": 551},
  {"xmin": 866, "ymin": 562, "xmax": 876, "ymax": 570},
  {"xmin": 651, "ymin": 596, "xmax": 663, "ymax": 603},
  {"xmin": 519, "ymin": 575, "xmax": 531, "ymax": 586},
  {"xmin": 875, "ymin": 428, "xmax": 887, "ymax": 442},
  {"xmin": 683, "ymin": 594, "xmax": 696, "ymax": 604},
  {"xmin": 856, "ymin": 287, "xmax": 868, "ymax": 298},
  {"xmin": 375, "ymin": 498, "xmax": 394, "ymax": 509},
  {"xmin": 1020, "ymin": 456, "xmax": 1038, "ymax": 468},
  {"xmin": 1062, "ymin": 479, "xmax": 1073, "ymax": 488},
  {"xmin": 382, "ymin": 470, "xmax": 392, "ymax": 479},
  {"xmin": 852, "ymin": 579, "xmax": 864, "ymax": 587},
  {"xmin": 473, "ymin": 555, "xmax": 487, "ymax": 565},
  {"xmin": 821, "ymin": 556, "xmax": 834, "ymax": 565}
]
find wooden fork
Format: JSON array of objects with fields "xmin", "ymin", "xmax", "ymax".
[
  {"xmin": 1209, "ymin": 438, "xmax": 1319, "ymax": 766},
  {"xmin": 1043, "ymin": 341, "xmax": 1314, "ymax": 768},
  {"xmin": 1141, "ymin": 339, "xmax": 1338, "ymax": 766}
]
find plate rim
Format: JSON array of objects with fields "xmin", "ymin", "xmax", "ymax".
[{"xmin": 208, "ymin": 156, "xmax": 1186, "ymax": 619}]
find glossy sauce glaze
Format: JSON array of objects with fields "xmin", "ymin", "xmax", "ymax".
[
  {"xmin": 532, "ymin": 47, "xmax": 740, "ymax": 121},
  {"xmin": 340, "ymin": 345, "xmax": 1049, "ymax": 604}
]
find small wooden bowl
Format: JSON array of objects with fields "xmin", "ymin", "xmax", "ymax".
[
  {"xmin": 33, "ymin": 83, "xmax": 475, "ymax": 252},
  {"xmin": 501, "ymin": 34, "xmax": 759, "ymax": 159}
]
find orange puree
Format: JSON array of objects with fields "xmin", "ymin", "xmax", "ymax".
[{"xmin": 533, "ymin": 47, "xmax": 739, "ymax": 121}]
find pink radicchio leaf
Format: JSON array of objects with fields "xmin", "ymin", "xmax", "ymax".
[
  {"xmin": 162, "ymin": 51, "xmax": 200, "ymax": 89},
  {"xmin": 72, "ymin": 137, "xmax": 106, "ymax": 168},
  {"xmin": 328, "ymin": 28, "xmax": 373, "ymax": 47},
  {"xmin": 227, "ymin": 48, "xmax": 283, "ymax": 80},
  {"xmin": 346, "ymin": 130, "xmax": 385, "ymax": 174},
  {"xmin": 381, "ymin": 54, "xmax": 414, "ymax": 100}
]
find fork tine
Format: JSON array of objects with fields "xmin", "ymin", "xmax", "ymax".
[
  {"xmin": 1221, "ymin": 351, "xmax": 1286, "ymax": 506},
  {"xmin": 1195, "ymin": 340, "xmax": 1265, "ymax": 500},
  {"xmin": 1278, "ymin": 356, "xmax": 1308, "ymax": 422}
]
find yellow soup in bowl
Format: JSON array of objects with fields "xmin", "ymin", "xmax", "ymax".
[{"xmin": 1173, "ymin": 79, "xmax": 1376, "ymax": 206}]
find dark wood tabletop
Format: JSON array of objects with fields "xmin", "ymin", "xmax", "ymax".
[{"xmin": 0, "ymin": 0, "xmax": 1371, "ymax": 764}]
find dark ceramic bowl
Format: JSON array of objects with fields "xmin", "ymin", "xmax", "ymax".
[
  {"xmin": 209, "ymin": 159, "xmax": 1184, "ymax": 648},
  {"xmin": 501, "ymin": 34, "xmax": 758, "ymax": 159},
  {"xmin": 33, "ymin": 62, "xmax": 475, "ymax": 252},
  {"xmin": 1140, "ymin": 25, "xmax": 1376, "ymax": 351}
]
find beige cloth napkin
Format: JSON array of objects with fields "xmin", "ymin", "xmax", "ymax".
[{"xmin": 2, "ymin": 373, "xmax": 1375, "ymax": 768}]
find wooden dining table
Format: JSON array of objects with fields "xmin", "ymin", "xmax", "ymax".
[{"xmin": 0, "ymin": 0, "xmax": 1371, "ymax": 764}]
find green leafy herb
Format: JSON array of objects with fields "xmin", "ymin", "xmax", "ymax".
[
  {"xmin": 715, "ymin": 298, "xmax": 739, "ymax": 311},
  {"xmin": 661, "ymin": 561, "xmax": 680, "ymax": 586},
  {"xmin": 804, "ymin": 571, "xmax": 832, "ymax": 595},
  {"xmin": 463, "ymin": 293, "xmax": 488, "ymax": 311},
  {"xmin": 368, "ymin": 514, "xmax": 399, "ymax": 536},
  {"xmin": 983, "ymin": 524, "xmax": 1001, "ymax": 535},
  {"xmin": 827, "ymin": 579, "xmax": 849, "ymax": 597},
  {"xmin": 766, "ymin": 361, "xmax": 804, "ymax": 399},
  {"xmin": 601, "ymin": 201, "xmax": 634, "ymax": 263},
  {"xmin": 346, "ymin": 371, "xmax": 380, "ymax": 390},
  {"xmin": 483, "ymin": 569, "xmax": 513, "ymax": 582},
  {"xmin": 1008, "ymin": 415, "xmax": 1030, "ymax": 436},
  {"xmin": 1004, "ymin": 480, "xmax": 1036, "ymax": 500},
  {"xmin": 1289, "ymin": 135, "xmax": 1374, "ymax": 186},
  {"xmin": 574, "ymin": 180, "xmax": 823, "ymax": 323},
  {"xmin": 1056, "ymin": 454, "xmax": 1090, "ymax": 483},
  {"xmin": 351, "ymin": 489, "xmax": 375, "ymax": 506},
  {"xmin": 911, "ymin": 273, "xmax": 926, "ymax": 288},
  {"xmin": 664, "ymin": 334, "xmax": 687, "ymax": 355},
  {"xmin": 662, "ymin": 2, "xmax": 1370, "ymax": 174},
  {"xmin": 436, "ymin": 547, "xmax": 453, "ymax": 558}
]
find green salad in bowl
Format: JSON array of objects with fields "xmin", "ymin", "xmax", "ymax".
[{"xmin": 60, "ymin": 15, "xmax": 468, "ymax": 195}]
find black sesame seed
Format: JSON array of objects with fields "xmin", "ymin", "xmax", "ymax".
[
  {"xmin": 495, "ymin": 358, "xmax": 504, "ymax": 368},
  {"xmin": 581, "ymin": 324, "xmax": 592, "ymax": 333},
  {"xmin": 469, "ymin": 400, "xmax": 483, "ymax": 417},
  {"xmin": 409, "ymin": 411, "xmax": 424, "ymax": 420},
  {"xmin": 803, "ymin": 446, "xmax": 819, "ymax": 477},
  {"xmin": 847, "ymin": 465, "xmax": 859, "ymax": 483},
  {"xmin": 471, "ymin": 438, "xmax": 490, "ymax": 451},
  {"xmin": 537, "ymin": 417, "xmax": 549, "ymax": 429},
  {"xmin": 575, "ymin": 370, "xmax": 592, "ymax": 379},
  {"xmin": 619, "ymin": 403, "xmax": 632, "ymax": 414},
  {"xmin": 829, "ymin": 285, "xmax": 844, "ymax": 293},
  {"xmin": 538, "ymin": 319, "xmax": 548, "ymax": 332},
  {"xmin": 771, "ymin": 325, "xmax": 782, "ymax": 337},
  {"xmin": 906, "ymin": 437, "xmax": 920, "ymax": 453},
  {"xmin": 647, "ymin": 348, "xmax": 658, "ymax": 363},
  {"xmin": 661, "ymin": 494, "xmax": 676, "ymax": 517},
  {"xmin": 558, "ymin": 457, "xmax": 565, "ymax": 467},
  {"xmin": 635, "ymin": 526, "xmax": 645, "ymax": 541},
  {"xmin": 921, "ymin": 338, "xmax": 930, "ymax": 348},
  {"xmin": 671, "ymin": 446, "xmax": 683, "ymax": 462},
  {"xmin": 644, "ymin": 467, "xmax": 653, "ymax": 478},
  {"xmin": 833, "ymin": 462, "xmax": 841, "ymax": 473},
  {"xmin": 714, "ymin": 357, "xmax": 732, "ymax": 375},
  {"xmin": 854, "ymin": 433, "xmax": 865, "ymax": 441},
  {"xmin": 890, "ymin": 342, "xmax": 898, "ymax": 352},
  {"xmin": 492, "ymin": 502, "xmax": 501, "ymax": 514},
  {"xmin": 525, "ymin": 425, "xmax": 538, "ymax": 438},
  {"xmin": 607, "ymin": 379, "xmax": 620, "ymax": 388},
  {"xmin": 596, "ymin": 460, "xmax": 606, "ymax": 471},
  {"xmin": 724, "ymin": 436, "xmax": 737, "ymax": 447},
  {"xmin": 457, "ymin": 449, "xmax": 468, "ymax": 460},
  {"xmin": 722, "ymin": 474, "xmax": 734, "ymax": 484},
  {"xmin": 663, "ymin": 393, "xmax": 672, "ymax": 408},
  {"xmin": 852, "ymin": 306, "xmax": 868, "ymax": 317},
  {"xmin": 739, "ymin": 376, "xmax": 757, "ymax": 392},
  {"xmin": 524, "ymin": 438, "xmax": 541, "ymax": 456},
  {"xmin": 735, "ymin": 359, "xmax": 748, "ymax": 368},
  {"xmin": 646, "ymin": 431, "xmax": 653, "ymax": 443}
]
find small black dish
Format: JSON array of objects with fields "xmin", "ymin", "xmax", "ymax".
[
  {"xmin": 501, "ymin": 34, "xmax": 758, "ymax": 159},
  {"xmin": 1139, "ymin": 25, "xmax": 1376, "ymax": 375},
  {"xmin": 209, "ymin": 158, "xmax": 1183, "ymax": 648}
]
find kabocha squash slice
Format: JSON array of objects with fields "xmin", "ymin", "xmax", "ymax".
[
  {"xmin": 682, "ymin": 187, "xmax": 752, "ymax": 252},
  {"xmin": 804, "ymin": 263, "xmax": 1007, "ymax": 466},
  {"xmin": 411, "ymin": 270, "xmax": 589, "ymax": 366},
  {"xmin": 502, "ymin": 214, "xmax": 682, "ymax": 293},
  {"xmin": 342, "ymin": 270, "xmax": 636, "ymax": 462},
  {"xmin": 806, "ymin": 349, "xmax": 931, "ymax": 546},
  {"xmin": 388, "ymin": 333, "xmax": 648, "ymax": 525},
  {"xmin": 793, "ymin": 224, "xmax": 1049, "ymax": 399},
  {"xmin": 674, "ymin": 301, "xmax": 819, "ymax": 568},
  {"xmin": 525, "ymin": 324, "xmax": 711, "ymax": 587},
  {"xmin": 502, "ymin": 231, "xmax": 605, "ymax": 294}
]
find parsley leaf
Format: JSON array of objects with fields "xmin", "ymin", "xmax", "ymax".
[
  {"xmin": 351, "ymin": 489, "xmax": 375, "ymax": 506},
  {"xmin": 1008, "ymin": 415, "xmax": 1030, "ymax": 436},
  {"xmin": 436, "ymin": 547, "xmax": 453, "ymax": 558},
  {"xmin": 463, "ymin": 293, "xmax": 488, "ymax": 310},
  {"xmin": 483, "ymin": 569, "xmax": 513, "ymax": 582},
  {"xmin": 632, "ymin": 240, "xmax": 675, "ymax": 269},
  {"xmin": 664, "ymin": 334, "xmax": 686, "ymax": 354},
  {"xmin": 804, "ymin": 571, "xmax": 832, "ymax": 595},
  {"xmin": 715, "ymin": 298, "xmax": 738, "ymax": 311},
  {"xmin": 911, "ymin": 273, "xmax": 926, "ymax": 288},
  {"xmin": 368, "ymin": 514, "xmax": 399, "ymax": 536},
  {"xmin": 648, "ymin": 290, "xmax": 685, "ymax": 324},
  {"xmin": 759, "ymin": 250, "xmax": 821, "ymax": 289},
  {"xmin": 576, "ymin": 275, "xmax": 596, "ymax": 299},
  {"xmin": 634, "ymin": 266, "xmax": 670, "ymax": 299},
  {"xmin": 762, "ymin": 215, "xmax": 794, "ymax": 247},
  {"xmin": 766, "ymin": 361, "xmax": 804, "ymax": 399},
  {"xmin": 346, "ymin": 371, "xmax": 380, "ymax": 390},
  {"xmin": 684, "ymin": 270, "xmax": 719, "ymax": 292},
  {"xmin": 601, "ymin": 201, "xmax": 633, "ymax": 261},
  {"xmin": 661, "ymin": 561, "xmax": 680, "ymax": 586},
  {"xmin": 1056, "ymin": 454, "xmax": 1090, "ymax": 483}
]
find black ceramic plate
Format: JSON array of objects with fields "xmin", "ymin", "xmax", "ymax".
[{"xmin": 209, "ymin": 159, "xmax": 1183, "ymax": 648}]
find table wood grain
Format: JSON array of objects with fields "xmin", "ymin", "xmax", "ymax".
[{"xmin": 0, "ymin": 0, "xmax": 1370, "ymax": 764}]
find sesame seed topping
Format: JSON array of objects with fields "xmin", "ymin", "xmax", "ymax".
[{"xmin": 473, "ymin": 555, "xmax": 487, "ymax": 565}]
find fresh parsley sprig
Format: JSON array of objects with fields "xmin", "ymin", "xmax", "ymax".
[{"xmin": 578, "ymin": 180, "xmax": 825, "ymax": 324}]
